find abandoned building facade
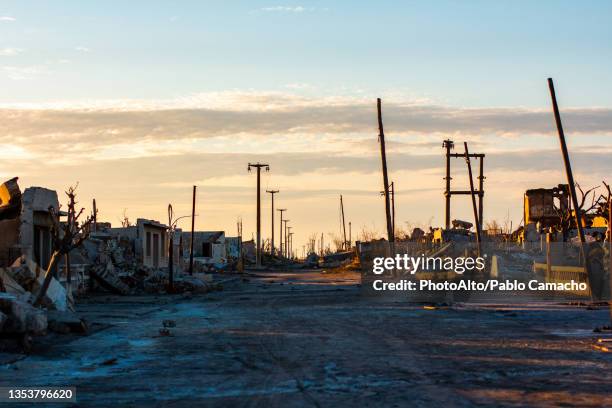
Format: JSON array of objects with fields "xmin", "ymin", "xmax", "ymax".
[{"xmin": 0, "ymin": 184, "xmax": 60, "ymax": 270}]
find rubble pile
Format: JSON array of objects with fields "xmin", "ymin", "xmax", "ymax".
[
  {"xmin": 0, "ymin": 292, "xmax": 48, "ymax": 340},
  {"xmin": 82, "ymin": 239, "xmax": 218, "ymax": 295}
]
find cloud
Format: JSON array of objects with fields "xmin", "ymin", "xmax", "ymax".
[
  {"xmin": 260, "ymin": 6, "xmax": 308, "ymax": 12},
  {"xmin": 0, "ymin": 48, "xmax": 23, "ymax": 56},
  {"xmin": 75, "ymin": 46, "xmax": 91, "ymax": 53},
  {"xmin": 1, "ymin": 65, "xmax": 43, "ymax": 80},
  {"xmin": 1, "ymin": 91, "xmax": 611, "ymax": 155},
  {"xmin": 0, "ymin": 16, "xmax": 16, "ymax": 21}
]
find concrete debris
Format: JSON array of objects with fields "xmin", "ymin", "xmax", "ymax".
[
  {"xmin": 0, "ymin": 293, "xmax": 47, "ymax": 335},
  {"xmin": 32, "ymin": 273, "xmax": 67, "ymax": 312},
  {"xmin": 0, "ymin": 268, "xmax": 26, "ymax": 296},
  {"xmin": 90, "ymin": 259, "xmax": 131, "ymax": 295}
]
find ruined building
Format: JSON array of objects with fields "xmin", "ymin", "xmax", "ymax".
[{"xmin": 0, "ymin": 178, "xmax": 60, "ymax": 270}]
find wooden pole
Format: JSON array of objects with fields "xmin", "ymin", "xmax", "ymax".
[
  {"xmin": 266, "ymin": 190, "xmax": 279, "ymax": 255},
  {"xmin": 443, "ymin": 140, "xmax": 454, "ymax": 229},
  {"xmin": 92, "ymin": 199, "xmax": 97, "ymax": 232},
  {"xmin": 168, "ymin": 204, "xmax": 174, "ymax": 292},
  {"xmin": 340, "ymin": 195, "xmax": 347, "ymax": 250},
  {"xmin": 377, "ymin": 98, "xmax": 394, "ymax": 243},
  {"xmin": 189, "ymin": 185, "xmax": 196, "ymax": 275},
  {"xmin": 464, "ymin": 142, "xmax": 482, "ymax": 256},
  {"xmin": 547, "ymin": 78, "xmax": 592, "ymax": 293},
  {"xmin": 391, "ymin": 182, "xmax": 395, "ymax": 238},
  {"xmin": 478, "ymin": 156, "xmax": 485, "ymax": 232},
  {"xmin": 248, "ymin": 163, "xmax": 269, "ymax": 267},
  {"xmin": 277, "ymin": 208, "xmax": 286, "ymax": 258}
]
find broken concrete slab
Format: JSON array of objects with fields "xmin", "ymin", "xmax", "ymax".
[
  {"xmin": 0, "ymin": 295, "xmax": 47, "ymax": 335},
  {"xmin": 0, "ymin": 268, "xmax": 26, "ymax": 296},
  {"xmin": 7, "ymin": 263, "xmax": 37, "ymax": 289},
  {"xmin": 90, "ymin": 260, "xmax": 131, "ymax": 295},
  {"xmin": 32, "ymin": 273, "xmax": 67, "ymax": 312}
]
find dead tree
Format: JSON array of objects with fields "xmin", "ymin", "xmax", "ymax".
[
  {"xmin": 34, "ymin": 185, "xmax": 93, "ymax": 306},
  {"xmin": 553, "ymin": 183, "xmax": 599, "ymax": 241}
]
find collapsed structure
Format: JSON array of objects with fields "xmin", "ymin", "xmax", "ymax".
[{"xmin": 0, "ymin": 177, "xmax": 241, "ymax": 350}]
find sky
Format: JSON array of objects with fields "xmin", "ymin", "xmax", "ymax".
[{"xmin": 1, "ymin": 1, "xmax": 612, "ymax": 253}]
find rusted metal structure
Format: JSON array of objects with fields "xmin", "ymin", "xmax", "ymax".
[{"xmin": 442, "ymin": 140, "xmax": 485, "ymax": 231}]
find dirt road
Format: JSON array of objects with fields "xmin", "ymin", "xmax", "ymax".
[{"xmin": 1, "ymin": 270, "xmax": 611, "ymax": 407}]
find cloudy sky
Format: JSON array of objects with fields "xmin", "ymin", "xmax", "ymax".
[{"xmin": 1, "ymin": 1, "xmax": 611, "ymax": 251}]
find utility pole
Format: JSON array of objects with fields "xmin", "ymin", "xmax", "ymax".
[
  {"xmin": 478, "ymin": 157, "xmax": 485, "ymax": 232},
  {"xmin": 189, "ymin": 185, "xmax": 196, "ymax": 275},
  {"xmin": 377, "ymin": 98, "xmax": 394, "ymax": 243},
  {"xmin": 248, "ymin": 163, "xmax": 270, "ymax": 268},
  {"xmin": 443, "ymin": 140, "xmax": 454, "ymax": 229},
  {"xmin": 391, "ymin": 182, "xmax": 395, "ymax": 237},
  {"xmin": 320, "ymin": 233, "xmax": 324, "ymax": 257},
  {"xmin": 266, "ymin": 189, "xmax": 279, "ymax": 255},
  {"xmin": 380, "ymin": 182, "xmax": 395, "ymax": 238},
  {"xmin": 283, "ymin": 219, "xmax": 290, "ymax": 258},
  {"xmin": 287, "ymin": 226, "xmax": 292, "ymax": 258},
  {"xmin": 288, "ymin": 232, "xmax": 294, "ymax": 259},
  {"xmin": 277, "ymin": 208, "xmax": 286, "ymax": 258},
  {"xmin": 547, "ymin": 78, "xmax": 592, "ymax": 294},
  {"xmin": 464, "ymin": 142, "xmax": 482, "ymax": 257},
  {"xmin": 237, "ymin": 217, "xmax": 243, "ymax": 271},
  {"xmin": 348, "ymin": 221, "xmax": 352, "ymax": 249},
  {"xmin": 92, "ymin": 198, "xmax": 97, "ymax": 232},
  {"xmin": 340, "ymin": 195, "xmax": 347, "ymax": 250},
  {"xmin": 167, "ymin": 204, "xmax": 174, "ymax": 292}
]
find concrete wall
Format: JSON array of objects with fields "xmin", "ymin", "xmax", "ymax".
[
  {"xmin": 108, "ymin": 219, "xmax": 169, "ymax": 269},
  {"xmin": 0, "ymin": 187, "xmax": 59, "ymax": 268},
  {"xmin": 181, "ymin": 231, "xmax": 226, "ymax": 265}
]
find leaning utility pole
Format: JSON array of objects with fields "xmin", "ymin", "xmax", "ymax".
[
  {"xmin": 380, "ymin": 181, "xmax": 395, "ymax": 238},
  {"xmin": 248, "ymin": 163, "xmax": 270, "ymax": 268},
  {"xmin": 189, "ymin": 185, "xmax": 196, "ymax": 275},
  {"xmin": 277, "ymin": 208, "xmax": 286, "ymax": 258},
  {"xmin": 377, "ymin": 98, "xmax": 394, "ymax": 243},
  {"xmin": 464, "ymin": 142, "xmax": 482, "ymax": 257},
  {"xmin": 547, "ymin": 78, "xmax": 592, "ymax": 292},
  {"xmin": 340, "ymin": 195, "xmax": 347, "ymax": 250},
  {"xmin": 266, "ymin": 189, "xmax": 279, "ymax": 255}
]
